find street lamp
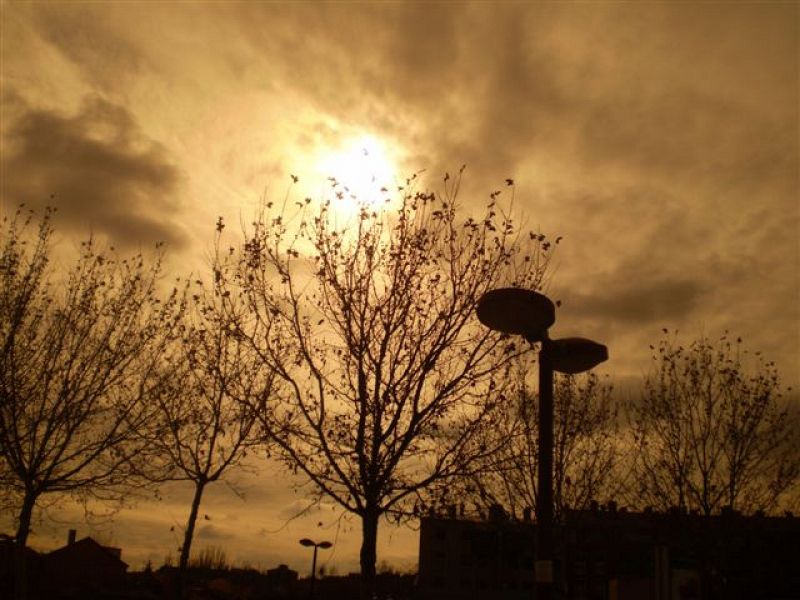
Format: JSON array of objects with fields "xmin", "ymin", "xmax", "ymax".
[
  {"xmin": 299, "ymin": 538, "xmax": 332, "ymax": 600},
  {"xmin": 477, "ymin": 288, "xmax": 608, "ymax": 600}
]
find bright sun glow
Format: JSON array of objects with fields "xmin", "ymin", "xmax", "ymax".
[{"xmin": 314, "ymin": 135, "xmax": 397, "ymax": 206}]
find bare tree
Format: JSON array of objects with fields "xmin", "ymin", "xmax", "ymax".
[
  {"xmin": 0, "ymin": 208, "xmax": 182, "ymax": 599},
  {"xmin": 212, "ymin": 172, "xmax": 554, "ymax": 594},
  {"xmin": 462, "ymin": 362, "xmax": 619, "ymax": 520},
  {"xmin": 627, "ymin": 332, "xmax": 799, "ymax": 515},
  {"xmin": 147, "ymin": 275, "xmax": 274, "ymax": 594}
]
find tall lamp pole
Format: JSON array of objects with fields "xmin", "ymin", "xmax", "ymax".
[
  {"xmin": 477, "ymin": 288, "xmax": 608, "ymax": 600},
  {"xmin": 299, "ymin": 538, "xmax": 332, "ymax": 600}
]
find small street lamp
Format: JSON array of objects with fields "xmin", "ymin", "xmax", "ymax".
[
  {"xmin": 477, "ymin": 288, "xmax": 608, "ymax": 600},
  {"xmin": 299, "ymin": 538, "xmax": 332, "ymax": 600}
]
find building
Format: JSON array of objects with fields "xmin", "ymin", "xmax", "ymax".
[
  {"xmin": 266, "ymin": 563, "xmax": 298, "ymax": 596},
  {"xmin": 418, "ymin": 505, "xmax": 535, "ymax": 600},
  {"xmin": 1, "ymin": 529, "xmax": 129, "ymax": 599},
  {"xmin": 40, "ymin": 529, "xmax": 128, "ymax": 598},
  {"xmin": 417, "ymin": 504, "xmax": 800, "ymax": 600}
]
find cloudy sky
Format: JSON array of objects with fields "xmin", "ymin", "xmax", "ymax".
[{"xmin": 2, "ymin": 1, "xmax": 798, "ymax": 574}]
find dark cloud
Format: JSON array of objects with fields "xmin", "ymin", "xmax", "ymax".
[
  {"xmin": 1, "ymin": 95, "xmax": 189, "ymax": 249},
  {"xmin": 567, "ymin": 277, "xmax": 706, "ymax": 325}
]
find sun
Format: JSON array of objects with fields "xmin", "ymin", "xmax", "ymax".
[{"xmin": 314, "ymin": 135, "xmax": 397, "ymax": 205}]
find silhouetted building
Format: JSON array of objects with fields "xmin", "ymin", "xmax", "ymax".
[
  {"xmin": 417, "ymin": 504, "xmax": 800, "ymax": 600},
  {"xmin": 1, "ymin": 529, "xmax": 130, "ymax": 599},
  {"xmin": 418, "ymin": 505, "xmax": 535, "ymax": 599},
  {"xmin": 40, "ymin": 529, "xmax": 128, "ymax": 598},
  {"xmin": 266, "ymin": 563, "xmax": 298, "ymax": 596}
]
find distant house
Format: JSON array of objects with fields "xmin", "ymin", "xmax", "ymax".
[
  {"xmin": 417, "ymin": 504, "xmax": 800, "ymax": 600},
  {"xmin": 266, "ymin": 563, "xmax": 298, "ymax": 588},
  {"xmin": 40, "ymin": 529, "xmax": 128, "ymax": 597},
  {"xmin": 1, "ymin": 529, "xmax": 129, "ymax": 599}
]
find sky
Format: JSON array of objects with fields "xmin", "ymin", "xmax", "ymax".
[{"xmin": 1, "ymin": 0, "xmax": 798, "ymax": 575}]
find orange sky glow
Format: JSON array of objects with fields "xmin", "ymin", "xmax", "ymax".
[{"xmin": 1, "ymin": 1, "xmax": 798, "ymax": 576}]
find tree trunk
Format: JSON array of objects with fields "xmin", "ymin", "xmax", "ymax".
[
  {"xmin": 359, "ymin": 508, "xmax": 379, "ymax": 600},
  {"xmin": 14, "ymin": 490, "xmax": 37, "ymax": 600},
  {"xmin": 177, "ymin": 480, "xmax": 206, "ymax": 599}
]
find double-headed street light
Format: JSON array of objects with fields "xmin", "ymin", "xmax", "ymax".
[
  {"xmin": 477, "ymin": 288, "xmax": 608, "ymax": 600},
  {"xmin": 299, "ymin": 538, "xmax": 332, "ymax": 600}
]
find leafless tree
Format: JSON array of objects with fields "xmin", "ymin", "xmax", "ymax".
[
  {"xmin": 0, "ymin": 208, "xmax": 182, "ymax": 599},
  {"xmin": 146, "ymin": 275, "xmax": 275, "ymax": 594},
  {"xmin": 212, "ymin": 172, "xmax": 554, "ymax": 594},
  {"xmin": 627, "ymin": 332, "xmax": 799, "ymax": 515},
  {"xmin": 462, "ymin": 361, "xmax": 619, "ymax": 520}
]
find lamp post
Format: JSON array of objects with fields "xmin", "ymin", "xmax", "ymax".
[
  {"xmin": 477, "ymin": 288, "xmax": 608, "ymax": 600},
  {"xmin": 299, "ymin": 538, "xmax": 332, "ymax": 600}
]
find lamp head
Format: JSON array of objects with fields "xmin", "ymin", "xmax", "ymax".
[
  {"xmin": 550, "ymin": 337, "xmax": 608, "ymax": 374},
  {"xmin": 476, "ymin": 288, "xmax": 555, "ymax": 342}
]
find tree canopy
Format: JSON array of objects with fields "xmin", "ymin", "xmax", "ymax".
[
  {"xmin": 628, "ymin": 332, "xmax": 799, "ymax": 515},
  {"xmin": 463, "ymin": 365, "xmax": 619, "ymax": 520},
  {"xmin": 0, "ymin": 207, "xmax": 183, "ymax": 599},
  {"xmin": 212, "ymin": 173, "xmax": 556, "ymax": 591}
]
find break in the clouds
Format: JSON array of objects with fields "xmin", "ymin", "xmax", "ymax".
[{"xmin": 2, "ymin": 94, "xmax": 188, "ymax": 248}]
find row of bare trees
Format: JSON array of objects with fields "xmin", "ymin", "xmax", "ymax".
[
  {"xmin": 457, "ymin": 337, "xmax": 798, "ymax": 523},
  {"xmin": 0, "ymin": 209, "xmax": 271, "ymax": 599},
  {"xmin": 2, "ymin": 176, "xmax": 799, "ymax": 599}
]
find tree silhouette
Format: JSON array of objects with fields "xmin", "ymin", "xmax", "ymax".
[
  {"xmin": 146, "ymin": 278, "xmax": 275, "ymax": 598},
  {"xmin": 627, "ymin": 332, "xmax": 799, "ymax": 515},
  {"xmin": 0, "ymin": 208, "xmax": 182, "ymax": 599},
  {"xmin": 462, "ymin": 364, "xmax": 619, "ymax": 519},
  {"xmin": 212, "ymin": 172, "xmax": 554, "ymax": 595}
]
